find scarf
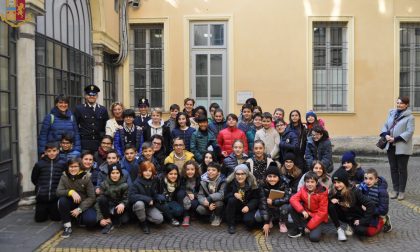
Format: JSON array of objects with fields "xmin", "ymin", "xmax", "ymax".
[
  {"xmin": 165, "ymin": 178, "xmax": 177, "ymax": 193},
  {"xmin": 208, "ymin": 174, "xmax": 220, "ymax": 194},
  {"xmin": 97, "ymin": 147, "xmax": 108, "ymax": 160}
]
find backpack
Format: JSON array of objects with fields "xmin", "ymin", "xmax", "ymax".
[{"xmin": 50, "ymin": 114, "xmax": 73, "ymax": 125}]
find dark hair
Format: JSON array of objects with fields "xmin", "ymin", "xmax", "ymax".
[
  {"xmin": 193, "ymin": 106, "xmax": 208, "ymax": 118},
  {"xmin": 61, "ymin": 134, "xmax": 73, "ymax": 143},
  {"xmin": 209, "ymin": 103, "xmax": 220, "ymax": 111},
  {"xmin": 304, "ymin": 171, "xmax": 318, "ymax": 182},
  {"xmin": 151, "ymin": 134, "xmax": 166, "ymax": 153},
  {"xmin": 311, "ymin": 160, "xmax": 327, "ymax": 179},
  {"xmin": 55, "ymin": 94, "xmax": 70, "ymax": 104},
  {"xmin": 182, "ymin": 160, "xmax": 201, "ymax": 178},
  {"xmin": 81, "ymin": 150, "xmax": 94, "ymax": 159},
  {"xmin": 106, "ymin": 149, "xmax": 119, "ymax": 158},
  {"xmin": 245, "ymin": 98, "xmax": 258, "ymax": 107},
  {"xmin": 123, "ymin": 109, "xmax": 136, "ymax": 118},
  {"xmin": 141, "ymin": 141, "xmax": 153, "ymax": 150},
  {"xmin": 226, "ymin": 113, "xmax": 238, "ymax": 122},
  {"xmin": 232, "ymin": 139, "xmax": 244, "ymax": 147},
  {"xmin": 289, "ymin": 109, "xmax": 303, "ymax": 128},
  {"xmin": 253, "ymin": 113, "xmax": 262, "ymax": 120},
  {"xmin": 253, "ymin": 106, "xmax": 263, "ymax": 114},
  {"xmin": 184, "ymin": 98, "xmax": 195, "ymax": 106},
  {"xmin": 200, "ymin": 151, "xmax": 218, "ymax": 172},
  {"xmin": 365, "ymin": 168, "xmax": 378, "ymax": 178},
  {"xmin": 207, "ymin": 162, "xmax": 222, "ymax": 172},
  {"xmin": 274, "ymin": 108, "xmax": 285, "ymax": 116},
  {"xmin": 124, "ymin": 144, "xmax": 137, "ymax": 152},
  {"xmin": 170, "ymin": 104, "xmax": 180, "ymax": 111},
  {"xmin": 67, "ymin": 158, "xmax": 82, "ymax": 168},
  {"xmin": 165, "ymin": 163, "xmax": 179, "ymax": 175},
  {"xmin": 398, "ymin": 96, "xmax": 410, "ymax": 105},
  {"xmin": 261, "ymin": 112, "xmax": 272, "ymax": 120},
  {"xmin": 241, "ymin": 103, "xmax": 253, "ymax": 112},
  {"xmin": 214, "ymin": 108, "xmax": 224, "ymax": 116},
  {"xmin": 253, "ymin": 139, "xmax": 265, "ymax": 148},
  {"xmin": 102, "ymin": 135, "xmax": 114, "ymax": 144},
  {"xmin": 312, "ymin": 125, "xmax": 325, "ymax": 135},
  {"xmin": 175, "ymin": 112, "xmax": 191, "ymax": 128},
  {"xmin": 275, "ymin": 118, "xmax": 286, "ymax": 126},
  {"xmin": 196, "ymin": 115, "xmax": 208, "ymax": 123},
  {"xmin": 45, "ymin": 142, "xmax": 59, "ymax": 150},
  {"xmin": 172, "ymin": 137, "xmax": 185, "ymax": 145}
]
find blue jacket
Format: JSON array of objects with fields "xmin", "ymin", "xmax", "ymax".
[
  {"xmin": 278, "ymin": 128, "xmax": 299, "ymax": 165},
  {"xmin": 222, "ymin": 152, "xmax": 249, "ymax": 176},
  {"xmin": 59, "ymin": 148, "xmax": 81, "ymax": 161},
  {"xmin": 120, "ymin": 157, "xmax": 141, "ymax": 182},
  {"xmin": 113, "ymin": 126, "xmax": 144, "ymax": 157},
  {"xmin": 208, "ymin": 120, "xmax": 226, "ymax": 137},
  {"xmin": 171, "ymin": 127, "xmax": 196, "ymax": 151},
  {"xmin": 305, "ymin": 134, "xmax": 333, "ymax": 173},
  {"xmin": 190, "ymin": 129, "xmax": 219, "ymax": 163},
  {"xmin": 38, "ymin": 107, "xmax": 81, "ymax": 156},
  {"xmin": 358, "ymin": 176, "xmax": 389, "ymax": 218}
]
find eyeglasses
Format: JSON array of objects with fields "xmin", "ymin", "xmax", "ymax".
[
  {"xmin": 174, "ymin": 144, "xmax": 184, "ymax": 147},
  {"xmin": 101, "ymin": 142, "xmax": 112, "ymax": 145},
  {"xmin": 235, "ymin": 172, "xmax": 246, "ymax": 176}
]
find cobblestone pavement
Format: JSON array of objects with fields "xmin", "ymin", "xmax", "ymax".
[{"xmin": 5, "ymin": 157, "xmax": 420, "ymax": 252}]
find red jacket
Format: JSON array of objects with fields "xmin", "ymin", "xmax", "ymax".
[
  {"xmin": 217, "ymin": 127, "xmax": 249, "ymax": 156},
  {"xmin": 290, "ymin": 184, "xmax": 328, "ymax": 230}
]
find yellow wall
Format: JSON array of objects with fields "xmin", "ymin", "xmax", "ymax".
[
  {"xmin": 124, "ymin": 0, "xmax": 420, "ymax": 137},
  {"xmin": 91, "ymin": 0, "xmax": 120, "ymax": 53}
]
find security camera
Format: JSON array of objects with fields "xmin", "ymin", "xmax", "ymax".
[{"xmin": 128, "ymin": 0, "xmax": 141, "ymax": 8}]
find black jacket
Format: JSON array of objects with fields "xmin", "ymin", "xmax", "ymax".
[
  {"xmin": 224, "ymin": 180, "xmax": 260, "ymax": 211},
  {"xmin": 128, "ymin": 177, "xmax": 159, "ymax": 205}
]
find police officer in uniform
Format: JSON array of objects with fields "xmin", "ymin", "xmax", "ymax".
[
  {"xmin": 134, "ymin": 97, "xmax": 151, "ymax": 130},
  {"xmin": 74, "ymin": 85, "xmax": 109, "ymax": 151}
]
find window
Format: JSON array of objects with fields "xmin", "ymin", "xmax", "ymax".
[
  {"xmin": 130, "ymin": 24, "xmax": 164, "ymax": 108},
  {"xmin": 190, "ymin": 22, "xmax": 227, "ymax": 110},
  {"xmin": 400, "ymin": 23, "xmax": 420, "ymax": 110},
  {"xmin": 312, "ymin": 22, "xmax": 348, "ymax": 112},
  {"xmin": 103, "ymin": 53, "xmax": 117, "ymax": 110}
]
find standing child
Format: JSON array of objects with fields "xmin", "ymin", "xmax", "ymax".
[
  {"xmin": 120, "ymin": 144, "xmax": 141, "ymax": 184},
  {"xmin": 288, "ymin": 171, "xmax": 328, "ymax": 242},
  {"xmin": 287, "ymin": 110, "xmax": 308, "ymax": 172},
  {"xmin": 208, "ymin": 103, "xmax": 220, "ymax": 123},
  {"xmin": 255, "ymin": 112, "xmax": 279, "ymax": 157},
  {"xmin": 114, "ymin": 109, "xmax": 143, "ymax": 157},
  {"xmin": 197, "ymin": 162, "xmax": 226, "ymax": 226},
  {"xmin": 208, "ymin": 108, "xmax": 227, "ymax": 137},
  {"xmin": 180, "ymin": 160, "xmax": 201, "ymax": 227},
  {"xmin": 129, "ymin": 161, "xmax": 164, "ymax": 234},
  {"xmin": 56, "ymin": 158, "xmax": 97, "ymax": 238},
  {"xmin": 217, "ymin": 114, "xmax": 249, "ymax": 158},
  {"xmin": 246, "ymin": 113, "xmax": 263, "ymax": 158},
  {"xmin": 143, "ymin": 107, "xmax": 172, "ymax": 149},
  {"xmin": 59, "ymin": 135, "xmax": 81, "ymax": 161},
  {"xmin": 165, "ymin": 104, "xmax": 180, "ymax": 132},
  {"xmin": 222, "ymin": 140, "xmax": 249, "ymax": 177},
  {"xmin": 190, "ymin": 115, "xmax": 219, "ymax": 164},
  {"xmin": 246, "ymin": 140, "xmax": 275, "ymax": 184},
  {"xmin": 96, "ymin": 163, "xmax": 130, "ymax": 234},
  {"xmin": 171, "ymin": 112, "xmax": 196, "ymax": 151},
  {"xmin": 31, "ymin": 142, "xmax": 67, "ymax": 222},
  {"xmin": 238, "ymin": 104, "xmax": 254, "ymax": 134}
]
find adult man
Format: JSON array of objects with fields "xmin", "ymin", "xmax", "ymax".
[
  {"xmin": 74, "ymin": 85, "xmax": 109, "ymax": 151},
  {"xmin": 134, "ymin": 97, "xmax": 151, "ymax": 130}
]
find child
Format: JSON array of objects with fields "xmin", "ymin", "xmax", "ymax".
[
  {"xmin": 165, "ymin": 104, "xmax": 180, "ymax": 132},
  {"xmin": 287, "ymin": 110, "xmax": 308, "ymax": 173},
  {"xmin": 217, "ymin": 114, "xmax": 249, "ymax": 158},
  {"xmin": 94, "ymin": 135, "xmax": 113, "ymax": 167},
  {"xmin": 120, "ymin": 144, "xmax": 141, "ymax": 182},
  {"xmin": 164, "ymin": 137, "xmax": 195, "ymax": 174},
  {"xmin": 97, "ymin": 150, "xmax": 131, "ymax": 194},
  {"xmin": 245, "ymin": 140, "xmax": 275, "ymax": 184},
  {"xmin": 298, "ymin": 160, "xmax": 333, "ymax": 193},
  {"xmin": 180, "ymin": 160, "xmax": 201, "ymax": 227},
  {"xmin": 31, "ymin": 142, "xmax": 67, "ymax": 222},
  {"xmin": 288, "ymin": 171, "xmax": 328, "ymax": 242},
  {"xmin": 197, "ymin": 162, "xmax": 226, "ymax": 226},
  {"xmin": 255, "ymin": 112, "xmax": 279, "ymax": 157},
  {"xmin": 246, "ymin": 113, "xmax": 262, "ymax": 157},
  {"xmin": 156, "ymin": 164, "xmax": 184, "ymax": 226},
  {"xmin": 272, "ymin": 119, "xmax": 299, "ymax": 166},
  {"xmin": 208, "ymin": 108, "xmax": 227, "ymax": 137},
  {"xmin": 114, "ymin": 109, "xmax": 143, "ymax": 157},
  {"xmin": 358, "ymin": 168, "xmax": 392, "ymax": 233},
  {"xmin": 139, "ymin": 141, "xmax": 162, "ymax": 174},
  {"xmin": 305, "ymin": 110, "xmax": 326, "ymax": 136},
  {"xmin": 336, "ymin": 151, "xmax": 365, "ymax": 186},
  {"xmin": 208, "ymin": 103, "xmax": 220, "ymax": 123},
  {"xmin": 222, "ymin": 140, "xmax": 249, "ymax": 176},
  {"xmin": 59, "ymin": 135, "xmax": 81, "ymax": 161},
  {"xmin": 134, "ymin": 97, "xmax": 151, "ymax": 130},
  {"xmin": 238, "ymin": 103, "xmax": 254, "ymax": 134},
  {"xmin": 129, "ymin": 161, "xmax": 163, "ymax": 234},
  {"xmin": 200, "ymin": 151, "xmax": 218, "ymax": 174},
  {"xmin": 280, "ymin": 153, "xmax": 302, "ymax": 194},
  {"xmin": 190, "ymin": 115, "xmax": 219, "ymax": 164},
  {"xmin": 96, "ymin": 163, "xmax": 130, "ymax": 234},
  {"xmin": 183, "ymin": 97, "xmax": 195, "ymax": 118},
  {"xmin": 305, "ymin": 126, "xmax": 333, "ymax": 173},
  {"xmin": 171, "ymin": 112, "xmax": 196, "ymax": 151},
  {"xmin": 224, "ymin": 164, "xmax": 260, "ymax": 234},
  {"xmin": 56, "ymin": 158, "xmax": 97, "ymax": 238},
  {"xmin": 328, "ymin": 168, "xmax": 376, "ymax": 241},
  {"xmin": 255, "ymin": 163, "xmax": 292, "ymax": 235},
  {"xmin": 273, "ymin": 108, "xmax": 285, "ymax": 122},
  {"xmin": 80, "ymin": 151, "xmax": 100, "ymax": 187},
  {"xmin": 143, "ymin": 107, "xmax": 172, "ymax": 149},
  {"xmin": 190, "ymin": 106, "xmax": 208, "ymax": 130}
]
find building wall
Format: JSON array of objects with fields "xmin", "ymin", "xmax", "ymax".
[{"xmin": 124, "ymin": 0, "xmax": 420, "ymax": 137}]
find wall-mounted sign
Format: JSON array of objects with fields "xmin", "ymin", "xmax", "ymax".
[
  {"xmin": 236, "ymin": 91, "xmax": 254, "ymax": 104},
  {"xmin": 0, "ymin": 0, "xmax": 30, "ymax": 27}
]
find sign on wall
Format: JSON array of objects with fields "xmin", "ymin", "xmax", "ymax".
[{"xmin": 0, "ymin": 0, "xmax": 30, "ymax": 27}]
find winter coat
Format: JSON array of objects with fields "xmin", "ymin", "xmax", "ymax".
[
  {"xmin": 85, "ymin": 164, "xmax": 101, "ymax": 187},
  {"xmin": 305, "ymin": 134, "xmax": 333, "ymax": 173},
  {"xmin": 59, "ymin": 148, "xmax": 81, "ymax": 161},
  {"xmin": 56, "ymin": 171, "xmax": 96, "ymax": 211},
  {"xmin": 138, "ymin": 155, "xmax": 163, "ymax": 175},
  {"xmin": 164, "ymin": 118, "xmax": 176, "ymax": 132},
  {"xmin": 287, "ymin": 124, "xmax": 308, "ymax": 172},
  {"xmin": 208, "ymin": 120, "xmax": 227, "ymax": 137},
  {"xmin": 358, "ymin": 176, "xmax": 389, "ymax": 218},
  {"xmin": 222, "ymin": 152, "xmax": 249, "ymax": 176},
  {"xmin": 156, "ymin": 176, "xmax": 182, "ymax": 203},
  {"xmin": 38, "ymin": 107, "xmax": 81, "ymax": 155},
  {"xmin": 381, "ymin": 109, "xmax": 415, "ymax": 155},
  {"xmin": 97, "ymin": 162, "xmax": 132, "ymax": 189},
  {"xmin": 171, "ymin": 127, "xmax": 196, "ymax": 151},
  {"xmin": 120, "ymin": 157, "xmax": 141, "ymax": 182},
  {"xmin": 282, "ymin": 171, "xmax": 303, "ymax": 194},
  {"xmin": 197, "ymin": 173, "xmax": 226, "ymax": 205},
  {"xmin": 290, "ymin": 184, "xmax": 329, "ymax": 230},
  {"xmin": 105, "ymin": 118, "xmax": 123, "ymax": 138},
  {"xmin": 190, "ymin": 129, "xmax": 219, "ymax": 163},
  {"xmin": 272, "ymin": 128, "xmax": 299, "ymax": 165},
  {"xmin": 180, "ymin": 176, "xmax": 201, "ymax": 195},
  {"xmin": 217, "ymin": 127, "xmax": 249, "ymax": 156},
  {"xmin": 31, "ymin": 156, "xmax": 67, "ymax": 202},
  {"xmin": 113, "ymin": 125, "xmax": 144, "ymax": 157},
  {"xmin": 245, "ymin": 127, "xmax": 257, "ymax": 157},
  {"xmin": 95, "ymin": 176, "xmax": 129, "ymax": 220},
  {"xmin": 224, "ymin": 172, "xmax": 260, "ymax": 211},
  {"xmin": 258, "ymin": 178, "xmax": 292, "ymax": 223},
  {"xmin": 238, "ymin": 120, "xmax": 254, "ymax": 134},
  {"xmin": 255, "ymin": 127, "xmax": 279, "ymax": 157},
  {"xmin": 143, "ymin": 120, "xmax": 172, "ymax": 152},
  {"xmin": 335, "ymin": 166, "xmax": 365, "ymax": 187},
  {"xmin": 128, "ymin": 177, "xmax": 159, "ymax": 205}
]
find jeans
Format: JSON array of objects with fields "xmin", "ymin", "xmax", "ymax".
[
  {"xmin": 97, "ymin": 195, "xmax": 130, "ymax": 224},
  {"xmin": 58, "ymin": 197, "xmax": 97, "ymax": 227}
]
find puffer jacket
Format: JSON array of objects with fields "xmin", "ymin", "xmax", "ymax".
[
  {"xmin": 217, "ymin": 127, "xmax": 249, "ymax": 156},
  {"xmin": 56, "ymin": 171, "xmax": 96, "ymax": 211},
  {"xmin": 128, "ymin": 177, "xmax": 159, "ymax": 205},
  {"xmin": 31, "ymin": 156, "xmax": 67, "ymax": 202},
  {"xmin": 290, "ymin": 184, "xmax": 329, "ymax": 230},
  {"xmin": 156, "ymin": 176, "xmax": 182, "ymax": 203},
  {"xmin": 305, "ymin": 133, "xmax": 333, "ymax": 173},
  {"xmin": 209, "ymin": 120, "xmax": 227, "ymax": 137},
  {"xmin": 275, "ymin": 128, "xmax": 299, "ymax": 165},
  {"xmin": 224, "ymin": 172, "xmax": 260, "ymax": 211},
  {"xmin": 197, "ymin": 173, "xmax": 226, "ymax": 204},
  {"xmin": 260, "ymin": 177, "xmax": 292, "ymax": 207},
  {"xmin": 222, "ymin": 152, "xmax": 249, "ymax": 176},
  {"xmin": 190, "ymin": 129, "xmax": 219, "ymax": 163},
  {"xmin": 59, "ymin": 148, "xmax": 81, "ymax": 161},
  {"xmin": 335, "ymin": 166, "xmax": 365, "ymax": 186},
  {"xmin": 95, "ymin": 176, "xmax": 129, "ymax": 220},
  {"xmin": 171, "ymin": 127, "xmax": 196, "ymax": 151},
  {"xmin": 245, "ymin": 126, "xmax": 257, "ymax": 158},
  {"xmin": 358, "ymin": 176, "xmax": 389, "ymax": 221},
  {"xmin": 287, "ymin": 124, "xmax": 308, "ymax": 172},
  {"xmin": 38, "ymin": 107, "xmax": 81, "ymax": 155}
]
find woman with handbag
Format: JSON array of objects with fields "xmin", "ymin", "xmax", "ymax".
[{"xmin": 380, "ymin": 96, "xmax": 415, "ymax": 200}]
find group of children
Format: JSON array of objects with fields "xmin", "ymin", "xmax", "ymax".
[{"xmin": 30, "ymin": 97, "xmax": 392, "ymax": 242}]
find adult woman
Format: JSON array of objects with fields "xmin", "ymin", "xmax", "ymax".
[
  {"xmin": 38, "ymin": 94, "xmax": 81, "ymax": 156},
  {"xmin": 105, "ymin": 102, "xmax": 124, "ymax": 138},
  {"xmin": 381, "ymin": 96, "xmax": 415, "ymax": 200}
]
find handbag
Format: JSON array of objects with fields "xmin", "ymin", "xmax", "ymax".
[{"xmin": 376, "ymin": 137, "xmax": 387, "ymax": 149}]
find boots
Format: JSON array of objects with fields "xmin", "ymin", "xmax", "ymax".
[{"xmin": 140, "ymin": 221, "xmax": 150, "ymax": 234}]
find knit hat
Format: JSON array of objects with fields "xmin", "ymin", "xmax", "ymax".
[
  {"xmin": 108, "ymin": 163, "xmax": 122, "ymax": 177},
  {"xmin": 306, "ymin": 111, "xmax": 317, "ymax": 121},
  {"xmin": 234, "ymin": 164, "xmax": 250, "ymax": 175},
  {"xmin": 332, "ymin": 168, "xmax": 349, "ymax": 187},
  {"xmin": 341, "ymin": 151, "xmax": 356, "ymax": 165},
  {"xmin": 265, "ymin": 162, "xmax": 281, "ymax": 177},
  {"xmin": 283, "ymin": 152, "xmax": 296, "ymax": 163}
]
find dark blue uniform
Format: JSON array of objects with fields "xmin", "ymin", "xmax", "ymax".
[
  {"xmin": 74, "ymin": 103, "xmax": 109, "ymax": 151},
  {"xmin": 134, "ymin": 115, "xmax": 151, "ymax": 130}
]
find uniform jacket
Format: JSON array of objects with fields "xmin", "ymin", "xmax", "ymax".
[
  {"xmin": 381, "ymin": 109, "xmax": 415, "ymax": 155},
  {"xmin": 31, "ymin": 156, "xmax": 67, "ymax": 202},
  {"xmin": 217, "ymin": 127, "xmax": 249, "ymax": 156},
  {"xmin": 38, "ymin": 107, "xmax": 81, "ymax": 155},
  {"xmin": 74, "ymin": 103, "xmax": 109, "ymax": 151},
  {"xmin": 134, "ymin": 114, "xmax": 151, "ymax": 130},
  {"xmin": 56, "ymin": 171, "xmax": 96, "ymax": 211}
]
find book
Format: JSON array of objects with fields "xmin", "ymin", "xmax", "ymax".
[{"xmin": 268, "ymin": 189, "xmax": 285, "ymax": 200}]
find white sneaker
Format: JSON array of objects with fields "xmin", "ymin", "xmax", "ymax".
[
  {"xmin": 337, "ymin": 227, "xmax": 347, "ymax": 241},
  {"xmin": 211, "ymin": 216, "xmax": 221, "ymax": 226},
  {"xmin": 345, "ymin": 224, "xmax": 353, "ymax": 236}
]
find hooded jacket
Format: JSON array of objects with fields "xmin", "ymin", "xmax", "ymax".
[{"xmin": 358, "ymin": 176, "xmax": 389, "ymax": 224}]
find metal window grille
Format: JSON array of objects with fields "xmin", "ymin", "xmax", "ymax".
[
  {"xmin": 400, "ymin": 23, "xmax": 420, "ymax": 111},
  {"xmin": 103, "ymin": 53, "xmax": 117, "ymax": 111},
  {"xmin": 130, "ymin": 24, "xmax": 164, "ymax": 108},
  {"xmin": 313, "ymin": 21, "xmax": 348, "ymax": 112}
]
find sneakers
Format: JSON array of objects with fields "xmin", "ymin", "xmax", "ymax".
[
  {"xmin": 101, "ymin": 224, "xmax": 114, "ymax": 234},
  {"xmin": 228, "ymin": 225, "xmax": 236, "ymax": 234},
  {"xmin": 140, "ymin": 221, "xmax": 150, "ymax": 234},
  {"xmin": 389, "ymin": 191, "xmax": 398, "ymax": 199},
  {"xmin": 397, "ymin": 192, "xmax": 405, "ymax": 201},
  {"xmin": 279, "ymin": 222, "xmax": 288, "ymax": 233},
  {"xmin": 288, "ymin": 228, "xmax": 303, "ymax": 238},
  {"xmin": 337, "ymin": 227, "xmax": 347, "ymax": 241},
  {"xmin": 344, "ymin": 224, "xmax": 353, "ymax": 236},
  {"xmin": 171, "ymin": 218, "xmax": 180, "ymax": 226},
  {"xmin": 182, "ymin": 216, "xmax": 190, "ymax": 227},
  {"xmin": 211, "ymin": 216, "xmax": 222, "ymax": 226},
  {"xmin": 383, "ymin": 215, "xmax": 392, "ymax": 233},
  {"xmin": 61, "ymin": 227, "xmax": 72, "ymax": 238}
]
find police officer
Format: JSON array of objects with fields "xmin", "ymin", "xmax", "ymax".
[
  {"xmin": 74, "ymin": 85, "xmax": 109, "ymax": 151},
  {"xmin": 134, "ymin": 97, "xmax": 151, "ymax": 130}
]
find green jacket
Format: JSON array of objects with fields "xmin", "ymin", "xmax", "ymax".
[
  {"xmin": 95, "ymin": 176, "xmax": 129, "ymax": 220},
  {"xmin": 56, "ymin": 171, "xmax": 96, "ymax": 212}
]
